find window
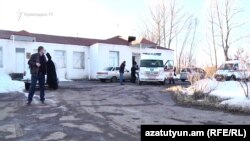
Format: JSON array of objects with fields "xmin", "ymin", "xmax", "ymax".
[
  {"xmin": 140, "ymin": 60, "xmax": 164, "ymax": 68},
  {"xmin": 73, "ymin": 52, "xmax": 85, "ymax": 69},
  {"xmin": 0, "ymin": 47, "xmax": 2, "ymax": 68},
  {"xmin": 165, "ymin": 60, "xmax": 174, "ymax": 70},
  {"xmin": 109, "ymin": 51, "xmax": 119, "ymax": 67},
  {"xmin": 54, "ymin": 50, "xmax": 66, "ymax": 68}
]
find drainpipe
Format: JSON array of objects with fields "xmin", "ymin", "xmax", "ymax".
[
  {"xmin": 88, "ymin": 48, "xmax": 91, "ymax": 80},
  {"xmin": 12, "ymin": 35, "xmax": 15, "ymax": 73},
  {"xmin": 140, "ymin": 43, "xmax": 142, "ymax": 56}
]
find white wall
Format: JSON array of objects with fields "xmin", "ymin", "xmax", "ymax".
[
  {"xmin": 0, "ymin": 38, "xmax": 174, "ymax": 80},
  {"xmin": 0, "ymin": 39, "xmax": 89, "ymax": 79},
  {"xmin": 89, "ymin": 43, "xmax": 174, "ymax": 79},
  {"xmin": 89, "ymin": 43, "xmax": 133, "ymax": 79},
  {"xmin": 89, "ymin": 43, "xmax": 99, "ymax": 79}
]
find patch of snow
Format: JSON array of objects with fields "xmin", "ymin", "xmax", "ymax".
[
  {"xmin": 183, "ymin": 78, "xmax": 250, "ymax": 109},
  {"xmin": 0, "ymin": 72, "xmax": 24, "ymax": 93},
  {"xmin": 174, "ymin": 74, "xmax": 180, "ymax": 79},
  {"xmin": 221, "ymin": 98, "xmax": 250, "ymax": 109}
]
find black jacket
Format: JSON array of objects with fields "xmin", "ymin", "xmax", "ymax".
[
  {"xmin": 28, "ymin": 53, "xmax": 47, "ymax": 75},
  {"xmin": 46, "ymin": 53, "xmax": 58, "ymax": 89},
  {"xmin": 119, "ymin": 63, "xmax": 125, "ymax": 73}
]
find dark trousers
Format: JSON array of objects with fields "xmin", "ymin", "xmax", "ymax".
[
  {"xmin": 28, "ymin": 74, "xmax": 45, "ymax": 102},
  {"xmin": 131, "ymin": 73, "xmax": 136, "ymax": 83},
  {"xmin": 169, "ymin": 78, "xmax": 175, "ymax": 84},
  {"xmin": 119, "ymin": 73, "xmax": 124, "ymax": 85}
]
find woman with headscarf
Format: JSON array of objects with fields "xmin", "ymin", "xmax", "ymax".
[{"xmin": 46, "ymin": 53, "xmax": 58, "ymax": 89}]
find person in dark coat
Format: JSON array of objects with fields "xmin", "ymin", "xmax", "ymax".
[
  {"xmin": 131, "ymin": 61, "xmax": 138, "ymax": 83},
  {"xmin": 119, "ymin": 61, "xmax": 126, "ymax": 85},
  {"xmin": 46, "ymin": 53, "xmax": 58, "ymax": 90},
  {"xmin": 27, "ymin": 46, "xmax": 47, "ymax": 105}
]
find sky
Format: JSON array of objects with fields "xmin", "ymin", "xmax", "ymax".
[
  {"xmin": 0, "ymin": 0, "xmax": 250, "ymax": 66},
  {"xmin": 0, "ymin": 0, "xmax": 203, "ymax": 39}
]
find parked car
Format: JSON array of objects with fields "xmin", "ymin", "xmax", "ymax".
[
  {"xmin": 97, "ymin": 67, "xmax": 131, "ymax": 83},
  {"xmin": 214, "ymin": 60, "xmax": 250, "ymax": 81},
  {"xmin": 180, "ymin": 67, "xmax": 206, "ymax": 82}
]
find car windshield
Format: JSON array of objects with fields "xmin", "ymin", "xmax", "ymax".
[
  {"xmin": 140, "ymin": 60, "xmax": 164, "ymax": 68},
  {"xmin": 218, "ymin": 63, "xmax": 234, "ymax": 70},
  {"xmin": 104, "ymin": 67, "xmax": 113, "ymax": 71}
]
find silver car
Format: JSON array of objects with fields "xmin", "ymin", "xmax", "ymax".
[
  {"xmin": 97, "ymin": 67, "xmax": 131, "ymax": 83},
  {"xmin": 180, "ymin": 68, "xmax": 206, "ymax": 82}
]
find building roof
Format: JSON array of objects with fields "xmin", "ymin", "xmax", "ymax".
[
  {"xmin": 0, "ymin": 29, "xmax": 162, "ymax": 48},
  {"xmin": 0, "ymin": 29, "xmax": 102, "ymax": 46},
  {"xmin": 148, "ymin": 46, "xmax": 174, "ymax": 51},
  {"xmin": 98, "ymin": 36, "xmax": 129, "ymax": 46},
  {"xmin": 140, "ymin": 38, "xmax": 157, "ymax": 45}
]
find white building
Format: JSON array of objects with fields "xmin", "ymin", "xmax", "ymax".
[{"xmin": 0, "ymin": 30, "xmax": 174, "ymax": 80}]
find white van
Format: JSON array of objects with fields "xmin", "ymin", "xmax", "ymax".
[
  {"xmin": 215, "ymin": 60, "xmax": 250, "ymax": 81},
  {"xmin": 137, "ymin": 53, "xmax": 174, "ymax": 85}
]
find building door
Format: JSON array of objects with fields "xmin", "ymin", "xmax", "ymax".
[
  {"xmin": 132, "ymin": 53, "xmax": 140, "ymax": 66},
  {"xmin": 16, "ymin": 48, "xmax": 25, "ymax": 73},
  {"xmin": 54, "ymin": 50, "xmax": 67, "ymax": 80}
]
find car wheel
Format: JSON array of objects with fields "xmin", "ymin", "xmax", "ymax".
[
  {"xmin": 138, "ymin": 80, "xmax": 142, "ymax": 85},
  {"xmin": 181, "ymin": 79, "xmax": 186, "ymax": 82},
  {"xmin": 110, "ymin": 77, "xmax": 117, "ymax": 83},
  {"xmin": 100, "ymin": 79, "xmax": 106, "ymax": 83},
  {"xmin": 25, "ymin": 83, "xmax": 30, "ymax": 91}
]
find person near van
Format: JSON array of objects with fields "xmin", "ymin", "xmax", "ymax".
[
  {"xmin": 169, "ymin": 67, "xmax": 176, "ymax": 84},
  {"xmin": 46, "ymin": 53, "xmax": 58, "ymax": 90},
  {"xmin": 119, "ymin": 61, "xmax": 126, "ymax": 85},
  {"xmin": 131, "ymin": 61, "xmax": 138, "ymax": 83},
  {"xmin": 27, "ymin": 46, "xmax": 47, "ymax": 105}
]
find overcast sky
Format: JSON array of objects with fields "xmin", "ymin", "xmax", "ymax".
[
  {"xmin": 0, "ymin": 0, "xmax": 250, "ymax": 65},
  {"xmin": 0, "ymin": 0, "xmax": 205, "ymax": 39}
]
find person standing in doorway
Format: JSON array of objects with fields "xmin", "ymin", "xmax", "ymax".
[
  {"xmin": 119, "ymin": 61, "xmax": 126, "ymax": 85},
  {"xmin": 27, "ymin": 46, "xmax": 47, "ymax": 105},
  {"xmin": 131, "ymin": 61, "xmax": 138, "ymax": 83}
]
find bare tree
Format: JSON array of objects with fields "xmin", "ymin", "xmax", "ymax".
[
  {"xmin": 176, "ymin": 17, "xmax": 194, "ymax": 72},
  {"xmin": 235, "ymin": 48, "xmax": 250, "ymax": 98},
  {"xmin": 208, "ymin": 4, "xmax": 218, "ymax": 68},
  {"xmin": 187, "ymin": 18, "xmax": 198, "ymax": 66},
  {"xmin": 140, "ymin": 0, "xmax": 187, "ymax": 49},
  {"xmin": 212, "ymin": 0, "xmax": 243, "ymax": 61}
]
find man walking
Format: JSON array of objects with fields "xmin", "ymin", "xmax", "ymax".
[
  {"xmin": 27, "ymin": 46, "xmax": 47, "ymax": 105},
  {"xmin": 119, "ymin": 61, "xmax": 126, "ymax": 85}
]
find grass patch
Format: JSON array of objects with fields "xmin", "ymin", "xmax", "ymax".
[{"xmin": 169, "ymin": 89, "xmax": 250, "ymax": 114}]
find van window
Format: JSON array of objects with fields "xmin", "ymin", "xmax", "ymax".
[
  {"xmin": 218, "ymin": 63, "xmax": 234, "ymax": 70},
  {"xmin": 140, "ymin": 60, "xmax": 163, "ymax": 68},
  {"xmin": 165, "ymin": 60, "xmax": 174, "ymax": 70}
]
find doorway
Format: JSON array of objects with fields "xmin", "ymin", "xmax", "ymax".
[
  {"xmin": 132, "ymin": 53, "xmax": 140, "ymax": 66},
  {"xmin": 15, "ymin": 48, "xmax": 25, "ymax": 73}
]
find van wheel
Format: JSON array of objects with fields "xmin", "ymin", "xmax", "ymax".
[
  {"xmin": 229, "ymin": 75, "xmax": 236, "ymax": 81},
  {"xmin": 100, "ymin": 79, "xmax": 106, "ymax": 83},
  {"xmin": 25, "ymin": 83, "xmax": 30, "ymax": 91},
  {"xmin": 161, "ymin": 80, "xmax": 166, "ymax": 85},
  {"xmin": 110, "ymin": 77, "xmax": 117, "ymax": 83}
]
